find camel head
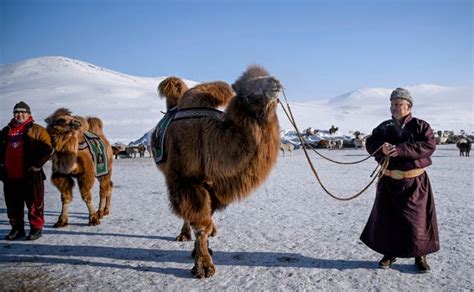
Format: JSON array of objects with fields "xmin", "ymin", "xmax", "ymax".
[
  {"xmin": 232, "ymin": 65, "xmax": 282, "ymax": 114},
  {"xmin": 45, "ymin": 108, "xmax": 88, "ymax": 151}
]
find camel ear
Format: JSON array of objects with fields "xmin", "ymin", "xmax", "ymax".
[
  {"xmin": 231, "ymin": 82, "xmax": 248, "ymax": 97},
  {"xmin": 44, "ymin": 116, "xmax": 53, "ymax": 125}
]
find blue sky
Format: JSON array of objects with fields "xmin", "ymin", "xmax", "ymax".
[{"xmin": 1, "ymin": 0, "xmax": 472, "ymax": 101}]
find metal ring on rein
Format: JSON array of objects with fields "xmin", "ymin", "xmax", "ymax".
[{"xmin": 278, "ymin": 89, "xmax": 390, "ymax": 201}]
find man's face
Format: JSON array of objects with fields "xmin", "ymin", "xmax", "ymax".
[
  {"xmin": 13, "ymin": 111, "xmax": 31, "ymax": 123},
  {"xmin": 390, "ymin": 99, "xmax": 411, "ymax": 120}
]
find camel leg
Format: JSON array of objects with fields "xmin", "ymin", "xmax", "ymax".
[
  {"xmin": 104, "ymin": 179, "xmax": 113, "ymax": 216},
  {"xmin": 97, "ymin": 174, "xmax": 112, "ymax": 218},
  {"xmin": 210, "ymin": 218, "xmax": 218, "ymax": 237},
  {"xmin": 177, "ymin": 217, "xmax": 215, "ymax": 241},
  {"xmin": 78, "ymin": 175, "xmax": 100, "ymax": 226},
  {"xmin": 176, "ymin": 220, "xmax": 192, "ymax": 241},
  {"xmin": 51, "ymin": 173, "xmax": 74, "ymax": 228},
  {"xmin": 191, "ymin": 220, "xmax": 215, "ymax": 278},
  {"xmin": 191, "ymin": 218, "xmax": 217, "ymax": 258},
  {"xmin": 168, "ymin": 179, "xmax": 216, "ymax": 278},
  {"xmin": 181, "ymin": 220, "xmax": 217, "ymax": 243}
]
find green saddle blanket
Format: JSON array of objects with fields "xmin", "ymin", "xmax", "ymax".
[
  {"xmin": 84, "ymin": 131, "xmax": 109, "ymax": 177},
  {"xmin": 153, "ymin": 107, "xmax": 224, "ymax": 164},
  {"xmin": 153, "ymin": 108, "xmax": 178, "ymax": 164}
]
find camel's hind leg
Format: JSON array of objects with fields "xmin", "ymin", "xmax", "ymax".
[
  {"xmin": 97, "ymin": 174, "xmax": 113, "ymax": 218},
  {"xmin": 52, "ymin": 173, "xmax": 74, "ymax": 228},
  {"xmin": 176, "ymin": 220, "xmax": 192, "ymax": 241},
  {"xmin": 77, "ymin": 175, "xmax": 100, "ymax": 226}
]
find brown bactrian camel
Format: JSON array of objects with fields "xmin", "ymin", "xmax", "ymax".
[
  {"xmin": 152, "ymin": 65, "xmax": 281, "ymax": 278},
  {"xmin": 45, "ymin": 108, "xmax": 113, "ymax": 227}
]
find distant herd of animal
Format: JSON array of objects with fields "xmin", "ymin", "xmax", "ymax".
[{"xmin": 111, "ymin": 129, "xmax": 472, "ymax": 159}]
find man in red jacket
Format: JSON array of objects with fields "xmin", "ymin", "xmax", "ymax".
[
  {"xmin": 0, "ymin": 101, "xmax": 52, "ymax": 240},
  {"xmin": 361, "ymin": 88, "xmax": 439, "ymax": 273}
]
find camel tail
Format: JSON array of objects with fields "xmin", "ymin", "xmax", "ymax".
[
  {"xmin": 158, "ymin": 77, "xmax": 189, "ymax": 110},
  {"xmin": 87, "ymin": 117, "xmax": 104, "ymax": 136}
]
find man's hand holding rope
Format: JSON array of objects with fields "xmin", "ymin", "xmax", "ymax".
[{"xmin": 382, "ymin": 143, "xmax": 399, "ymax": 157}]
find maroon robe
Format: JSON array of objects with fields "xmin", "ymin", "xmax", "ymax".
[{"xmin": 360, "ymin": 114, "xmax": 440, "ymax": 257}]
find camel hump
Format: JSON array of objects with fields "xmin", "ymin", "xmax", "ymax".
[
  {"xmin": 180, "ymin": 81, "xmax": 234, "ymax": 108},
  {"xmin": 87, "ymin": 117, "xmax": 104, "ymax": 135},
  {"xmin": 158, "ymin": 77, "xmax": 189, "ymax": 110}
]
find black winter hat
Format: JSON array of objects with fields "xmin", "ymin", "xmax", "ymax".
[{"xmin": 13, "ymin": 101, "xmax": 31, "ymax": 113}]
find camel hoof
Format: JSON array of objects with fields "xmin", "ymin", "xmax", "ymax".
[
  {"xmin": 103, "ymin": 209, "xmax": 110, "ymax": 216},
  {"xmin": 176, "ymin": 233, "xmax": 192, "ymax": 241},
  {"xmin": 53, "ymin": 220, "xmax": 68, "ymax": 228},
  {"xmin": 210, "ymin": 227, "xmax": 217, "ymax": 237},
  {"xmin": 191, "ymin": 263, "xmax": 216, "ymax": 278},
  {"xmin": 96, "ymin": 211, "xmax": 104, "ymax": 219},
  {"xmin": 88, "ymin": 216, "xmax": 100, "ymax": 226}
]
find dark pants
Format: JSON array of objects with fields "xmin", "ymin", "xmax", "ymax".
[{"xmin": 3, "ymin": 175, "xmax": 45, "ymax": 231}]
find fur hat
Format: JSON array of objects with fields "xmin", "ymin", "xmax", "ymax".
[
  {"xmin": 390, "ymin": 88, "xmax": 413, "ymax": 106},
  {"xmin": 13, "ymin": 101, "xmax": 31, "ymax": 113}
]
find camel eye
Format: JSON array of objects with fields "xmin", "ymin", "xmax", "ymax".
[{"xmin": 55, "ymin": 118, "xmax": 66, "ymax": 125}]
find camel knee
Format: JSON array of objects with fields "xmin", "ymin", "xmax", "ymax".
[{"xmin": 52, "ymin": 173, "xmax": 75, "ymax": 193}]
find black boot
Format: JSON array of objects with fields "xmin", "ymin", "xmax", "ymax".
[
  {"xmin": 415, "ymin": 256, "xmax": 431, "ymax": 273},
  {"xmin": 26, "ymin": 228, "xmax": 42, "ymax": 241},
  {"xmin": 378, "ymin": 255, "xmax": 397, "ymax": 269},
  {"xmin": 4, "ymin": 229, "xmax": 26, "ymax": 240}
]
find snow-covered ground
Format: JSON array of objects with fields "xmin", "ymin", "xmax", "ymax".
[{"xmin": 1, "ymin": 144, "xmax": 472, "ymax": 290}]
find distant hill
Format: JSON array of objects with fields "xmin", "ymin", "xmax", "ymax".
[{"xmin": 1, "ymin": 56, "xmax": 472, "ymax": 144}]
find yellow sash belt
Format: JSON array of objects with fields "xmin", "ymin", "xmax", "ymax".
[{"xmin": 383, "ymin": 168, "xmax": 425, "ymax": 180}]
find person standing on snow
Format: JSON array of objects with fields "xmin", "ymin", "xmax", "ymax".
[
  {"xmin": 0, "ymin": 101, "xmax": 52, "ymax": 241},
  {"xmin": 361, "ymin": 88, "xmax": 439, "ymax": 273}
]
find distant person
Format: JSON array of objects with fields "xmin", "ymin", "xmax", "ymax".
[
  {"xmin": 361, "ymin": 88, "xmax": 439, "ymax": 273},
  {"xmin": 0, "ymin": 101, "xmax": 52, "ymax": 240}
]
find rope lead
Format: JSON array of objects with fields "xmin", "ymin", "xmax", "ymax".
[{"xmin": 278, "ymin": 89, "xmax": 389, "ymax": 201}]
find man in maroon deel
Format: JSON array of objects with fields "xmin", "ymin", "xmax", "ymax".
[
  {"xmin": 0, "ymin": 101, "xmax": 52, "ymax": 240},
  {"xmin": 361, "ymin": 88, "xmax": 439, "ymax": 273}
]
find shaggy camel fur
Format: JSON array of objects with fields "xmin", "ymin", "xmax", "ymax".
[
  {"xmin": 153, "ymin": 65, "xmax": 281, "ymax": 278},
  {"xmin": 45, "ymin": 108, "xmax": 113, "ymax": 227}
]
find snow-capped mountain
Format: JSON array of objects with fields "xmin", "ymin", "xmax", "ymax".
[
  {"xmin": 1, "ymin": 56, "xmax": 472, "ymax": 144},
  {"xmin": 0, "ymin": 56, "xmax": 197, "ymax": 143}
]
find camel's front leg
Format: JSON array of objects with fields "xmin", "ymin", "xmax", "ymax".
[
  {"xmin": 78, "ymin": 176, "xmax": 100, "ymax": 226},
  {"xmin": 191, "ymin": 222, "xmax": 215, "ymax": 278},
  {"xmin": 51, "ymin": 173, "xmax": 74, "ymax": 228},
  {"xmin": 54, "ymin": 191, "xmax": 72, "ymax": 228},
  {"xmin": 191, "ymin": 217, "xmax": 217, "ymax": 257}
]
